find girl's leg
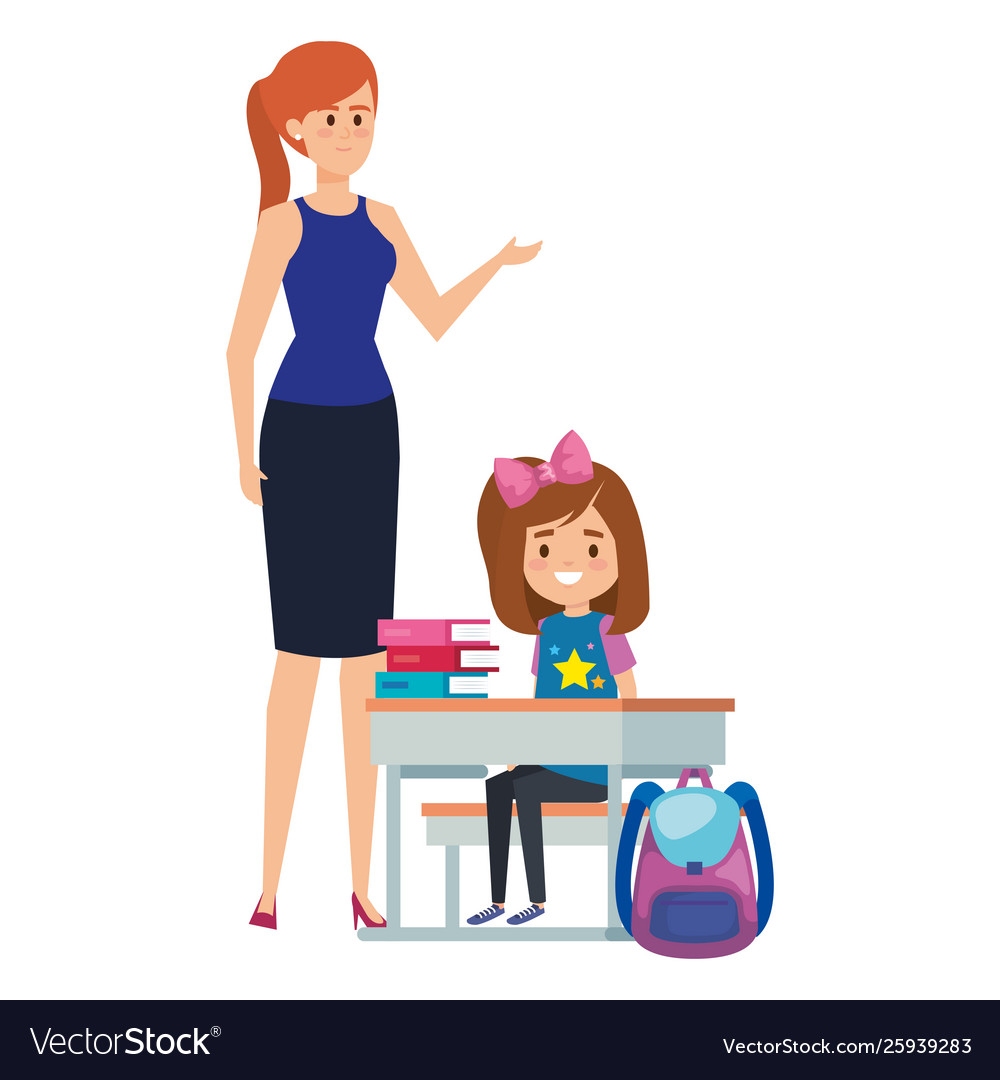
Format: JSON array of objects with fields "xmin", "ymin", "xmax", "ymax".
[
  {"xmin": 340, "ymin": 650, "xmax": 387, "ymax": 923},
  {"xmin": 259, "ymin": 650, "xmax": 321, "ymax": 915},
  {"xmin": 511, "ymin": 769, "xmax": 608, "ymax": 906},
  {"xmin": 485, "ymin": 769, "xmax": 520, "ymax": 905}
]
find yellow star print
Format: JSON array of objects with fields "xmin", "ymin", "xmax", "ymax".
[{"xmin": 552, "ymin": 648, "xmax": 596, "ymax": 690}]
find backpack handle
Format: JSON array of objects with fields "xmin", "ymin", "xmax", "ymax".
[
  {"xmin": 677, "ymin": 767, "xmax": 713, "ymax": 788},
  {"xmin": 724, "ymin": 781, "xmax": 773, "ymax": 934},
  {"xmin": 615, "ymin": 781, "xmax": 664, "ymax": 936}
]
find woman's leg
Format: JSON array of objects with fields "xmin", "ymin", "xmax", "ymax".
[
  {"xmin": 511, "ymin": 769, "xmax": 608, "ymax": 906},
  {"xmin": 340, "ymin": 650, "xmax": 387, "ymax": 923},
  {"xmin": 259, "ymin": 650, "xmax": 321, "ymax": 915}
]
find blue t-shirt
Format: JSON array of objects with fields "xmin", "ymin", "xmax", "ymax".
[{"xmin": 532, "ymin": 611, "xmax": 635, "ymax": 787}]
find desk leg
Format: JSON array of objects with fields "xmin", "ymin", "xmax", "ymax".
[
  {"xmin": 607, "ymin": 764, "xmax": 622, "ymax": 929},
  {"xmin": 445, "ymin": 846, "xmax": 459, "ymax": 929},
  {"xmin": 386, "ymin": 764, "xmax": 401, "ymax": 930}
]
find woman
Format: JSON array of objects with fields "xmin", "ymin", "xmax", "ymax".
[{"xmin": 227, "ymin": 41, "xmax": 541, "ymax": 930}]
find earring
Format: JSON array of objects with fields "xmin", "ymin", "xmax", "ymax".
[{"xmin": 294, "ymin": 134, "xmax": 302, "ymax": 141}]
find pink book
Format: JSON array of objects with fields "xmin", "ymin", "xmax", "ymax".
[
  {"xmin": 377, "ymin": 619, "xmax": 491, "ymax": 647},
  {"xmin": 387, "ymin": 644, "xmax": 499, "ymax": 672}
]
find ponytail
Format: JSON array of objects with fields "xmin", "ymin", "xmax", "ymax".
[{"xmin": 247, "ymin": 79, "xmax": 289, "ymax": 220}]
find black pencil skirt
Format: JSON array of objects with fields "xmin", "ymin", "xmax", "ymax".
[{"xmin": 259, "ymin": 394, "xmax": 399, "ymax": 658}]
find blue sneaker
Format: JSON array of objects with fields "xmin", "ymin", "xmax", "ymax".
[
  {"xmin": 506, "ymin": 904, "xmax": 545, "ymax": 925},
  {"xmin": 466, "ymin": 904, "xmax": 504, "ymax": 925}
]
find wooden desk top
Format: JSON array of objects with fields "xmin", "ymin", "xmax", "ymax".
[{"xmin": 366, "ymin": 697, "xmax": 735, "ymax": 713}]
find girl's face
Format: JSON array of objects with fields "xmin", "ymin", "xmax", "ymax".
[
  {"xmin": 285, "ymin": 81, "xmax": 375, "ymax": 176},
  {"xmin": 523, "ymin": 503, "xmax": 619, "ymax": 610}
]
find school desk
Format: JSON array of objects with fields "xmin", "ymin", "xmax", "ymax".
[{"xmin": 360, "ymin": 697, "xmax": 733, "ymax": 941}]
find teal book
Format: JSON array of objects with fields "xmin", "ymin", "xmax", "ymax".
[{"xmin": 374, "ymin": 671, "xmax": 489, "ymax": 699}]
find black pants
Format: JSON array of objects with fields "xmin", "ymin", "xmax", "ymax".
[{"xmin": 486, "ymin": 766, "xmax": 608, "ymax": 904}]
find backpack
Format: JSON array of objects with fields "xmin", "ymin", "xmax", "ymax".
[{"xmin": 615, "ymin": 768, "xmax": 773, "ymax": 957}]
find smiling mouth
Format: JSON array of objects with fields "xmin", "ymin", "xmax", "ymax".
[
  {"xmin": 554, "ymin": 571, "xmax": 583, "ymax": 585},
  {"xmin": 335, "ymin": 147, "xmax": 352, "ymax": 152}
]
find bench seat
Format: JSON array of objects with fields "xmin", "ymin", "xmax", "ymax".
[{"xmin": 423, "ymin": 802, "xmax": 647, "ymax": 847}]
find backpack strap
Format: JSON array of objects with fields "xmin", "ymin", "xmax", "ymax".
[
  {"xmin": 724, "ymin": 781, "xmax": 773, "ymax": 934},
  {"xmin": 615, "ymin": 781, "xmax": 664, "ymax": 935}
]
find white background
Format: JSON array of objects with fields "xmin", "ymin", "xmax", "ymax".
[{"xmin": 2, "ymin": 0, "xmax": 997, "ymax": 1000}]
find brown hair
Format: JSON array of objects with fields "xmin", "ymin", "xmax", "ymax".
[
  {"xmin": 247, "ymin": 42, "xmax": 379, "ymax": 218},
  {"xmin": 478, "ymin": 458, "xmax": 649, "ymax": 636}
]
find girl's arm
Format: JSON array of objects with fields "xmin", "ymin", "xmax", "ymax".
[
  {"xmin": 226, "ymin": 203, "xmax": 302, "ymax": 503},
  {"xmin": 367, "ymin": 202, "xmax": 541, "ymax": 341},
  {"xmin": 617, "ymin": 669, "xmax": 637, "ymax": 699}
]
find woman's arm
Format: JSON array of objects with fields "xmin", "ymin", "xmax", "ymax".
[
  {"xmin": 226, "ymin": 203, "xmax": 302, "ymax": 503},
  {"xmin": 368, "ymin": 202, "xmax": 541, "ymax": 341},
  {"xmin": 617, "ymin": 669, "xmax": 637, "ymax": 699}
]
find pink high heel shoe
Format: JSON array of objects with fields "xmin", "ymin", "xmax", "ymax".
[
  {"xmin": 249, "ymin": 894, "xmax": 277, "ymax": 930},
  {"xmin": 352, "ymin": 892, "xmax": 386, "ymax": 929}
]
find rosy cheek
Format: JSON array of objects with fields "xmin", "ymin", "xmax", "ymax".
[
  {"xmin": 354, "ymin": 126, "xmax": 371, "ymax": 138},
  {"xmin": 527, "ymin": 559, "xmax": 547, "ymax": 571},
  {"xmin": 316, "ymin": 128, "xmax": 334, "ymax": 139},
  {"xmin": 588, "ymin": 558, "xmax": 608, "ymax": 571}
]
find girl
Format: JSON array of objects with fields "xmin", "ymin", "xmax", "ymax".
[
  {"xmin": 228, "ymin": 42, "xmax": 541, "ymax": 931},
  {"xmin": 468, "ymin": 431, "xmax": 649, "ymax": 925}
]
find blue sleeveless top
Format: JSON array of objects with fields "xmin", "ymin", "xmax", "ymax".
[{"xmin": 268, "ymin": 195, "xmax": 397, "ymax": 407}]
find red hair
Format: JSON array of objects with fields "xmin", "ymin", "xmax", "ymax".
[{"xmin": 247, "ymin": 42, "xmax": 379, "ymax": 218}]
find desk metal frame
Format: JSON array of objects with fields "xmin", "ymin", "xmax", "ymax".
[{"xmin": 360, "ymin": 698, "xmax": 733, "ymax": 942}]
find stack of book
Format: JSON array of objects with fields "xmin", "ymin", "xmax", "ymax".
[{"xmin": 375, "ymin": 619, "xmax": 498, "ymax": 699}]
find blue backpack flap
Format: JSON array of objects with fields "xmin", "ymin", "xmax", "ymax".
[{"xmin": 616, "ymin": 774, "xmax": 773, "ymax": 950}]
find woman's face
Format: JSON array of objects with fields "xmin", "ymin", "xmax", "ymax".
[
  {"xmin": 285, "ymin": 81, "xmax": 375, "ymax": 176},
  {"xmin": 523, "ymin": 503, "xmax": 619, "ymax": 609}
]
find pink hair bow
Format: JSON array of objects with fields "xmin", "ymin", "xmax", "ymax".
[{"xmin": 493, "ymin": 430, "xmax": 594, "ymax": 509}]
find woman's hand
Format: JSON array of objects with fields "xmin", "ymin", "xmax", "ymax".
[
  {"xmin": 496, "ymin": 236, "xmax": 543, "ymax": 266},
  {"xmin": 240, "ymin": 461, "xmax": 268, "ymax": 506},
  {"xmin": 507, "ymin": 764, "xmax": 517, "ymax": 772}
]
